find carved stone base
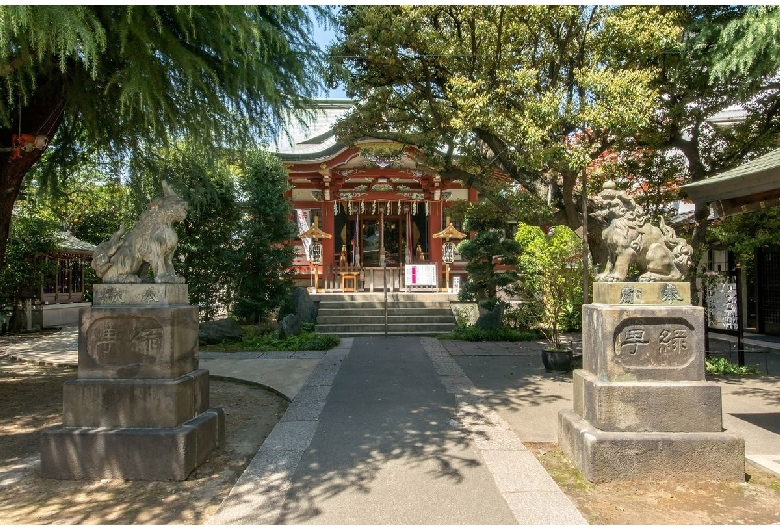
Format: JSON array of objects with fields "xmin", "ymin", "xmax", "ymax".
[
  {"xmin": 573, "ymin": 370, "xmax": 723, "ymax": 433},
  {"xmin": 592, "ymin": 281, "xmax": 690, "ymax": 305},
  {"xmin": 41, "ymin": 284, "xmax": 224, "ymax": 481},
  {"xmin": 583, "ymin": 304, "xmax": 706, "ymax": 382},
  {"xmin": 559, "ymin": 300, "xmax": 745, "ymax": 483},
  {"xmin": 63, "ymin": 369, "xmax": 210, "ymax": 428},
  {"xmin": 558, "ymin": 409, "xmax": 744, "ymax": 483},
  {"xmin": 41, "ymin": 408, "xmax": 225, "ymax": 480}
]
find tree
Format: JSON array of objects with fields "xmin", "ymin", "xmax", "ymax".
[
  {"xmin": 514, "ymin": 223, "xmax": 583, "ymax": 349},
  {"xmin": 329, "ymin": 5, "xmax": 680, "ymax": 228},
  {"xmin": 232, "ymin": 151, "xmax": 297, "ymax": 324},
  {"xmin": 128, "ymin": 144, "xmax": 243, "ymax": 320},
  {"xmin": 0, "ymin": 5, "xmax": 329, "ymax": 267},
  {"xmin": 455, "ymin": 201, "xmax": 520, "ymax": 306},
  {"xmin": 0, "ymin": 204, "xmax": 58, "ymax": 327},
  {"xmin": 25, "ymin": 154, "xmax": 133, "ymax": 245},
  {"xmin": 625, "ymin": 6, "xmax": 780, "ymax": 299},
  {"xmin": 710, "ymin": 5, "xmax": 780, "ymax": 85}
]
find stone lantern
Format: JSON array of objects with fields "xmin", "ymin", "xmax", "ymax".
[
  {"xmin": 298, "ymin": 216, "xmax": 332, "ymax": 293},
  {"xmin": 433, "ymin": 218, "xmax": 467, "ymax": 293}
]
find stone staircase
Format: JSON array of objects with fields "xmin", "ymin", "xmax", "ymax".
[{"xmin": 310, "ymin": 292, "xmax": 457, "ymax": 335}]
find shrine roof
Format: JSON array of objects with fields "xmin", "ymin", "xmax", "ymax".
[
  {"xmin": 275, "ymin": 99, "xmax": 353, "ymax": 159},
  {"xmin": 680, "ymin": 148, "xmax": 780, "ymax": 216},
  {"xmin": 55, "ymin": 231, "xmax": 96, "ymax": 254}
]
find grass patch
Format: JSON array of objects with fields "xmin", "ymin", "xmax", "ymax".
[
  {"xmin": 438, "ymin": 325, "xmax": 543, "ymax": 342},
  {"xmin": 202, "ymin": 326, "xmax": 340, "ymax": 352},
  {"xmin": 705, "ymin": 356, "xmax": 760, "ymax": 375}
]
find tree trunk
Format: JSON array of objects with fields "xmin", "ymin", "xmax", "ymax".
[
  {"xmin": 0, "ymin": 94, "xmax": 64, "ymax": 267},
  {"xmin": 674, "ymin": 124, "xmax": 708, "ymax": 305}
]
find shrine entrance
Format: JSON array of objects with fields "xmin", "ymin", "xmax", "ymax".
[{"xmin": 360, "ymin": 216, "xmax": 404, "ymax": 267}]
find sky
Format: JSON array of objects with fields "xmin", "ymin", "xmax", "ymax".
[{"xmin": 311, "ymin": 16, "xmax": 348, "ymax": 99}]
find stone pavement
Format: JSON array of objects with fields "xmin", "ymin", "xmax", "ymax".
[{"xmin": 3, "ymin": 326, "xmax": 780, "ymax": 523}]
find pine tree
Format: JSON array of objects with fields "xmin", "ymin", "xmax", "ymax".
[
  {"xmin": 0, "ymin": 6, "xmax": 329, "ymax": 266},
  {"xmin": 232, "ymin": 151, "xmax": 297, "ymax": 324}
]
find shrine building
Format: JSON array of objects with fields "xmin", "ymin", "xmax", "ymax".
[{"xmin": 275, "ymin": 99, "xmax": 482, "ymax": 293}]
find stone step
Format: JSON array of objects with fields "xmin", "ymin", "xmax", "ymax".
[
  {"xmin": 318, "ymin": 301, "xmax": 453, "ymax": 310},
  {"xmin": 312, "ymin": 291, "xmax": 458, "ymax": 335},
  {"xmin": 317, "ymin": 307, "xmax": 454, "ymax": 318},
  {"xmin": 316, "ymin": 315, "xmax": 455, "ymax": 325},
  {"xmin": 310, "ymin": 292, "xmax": 457, "ymax": 303},
  {"xmin": 315, "ymin": 322, "xmax": 455, "ymax": 335},
  {"xmin": 317, "ymin": 305, "xmax": 452, "ymax": 316}
]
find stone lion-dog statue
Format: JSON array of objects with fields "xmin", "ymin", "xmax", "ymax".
[
  {"xmin": 92, "ymin": 180, "xmax": 188, "ymax": 284},
  {"xmin": 592, "ymin": 181, "xmax": 692, "ymax": 282}
]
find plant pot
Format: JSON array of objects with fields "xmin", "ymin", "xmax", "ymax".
[{"xmin": 542, "ymin": 347, "xmax": 573, "ymax": 373}]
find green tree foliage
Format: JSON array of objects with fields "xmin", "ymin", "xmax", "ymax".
[
  {"xmin": 128, "ymin": 144, "xmax": 243, "ymax": 320},
  {"xmin": 330, "ymin": 5, "xmax": 679, "ymax": 228},
  {"xmin": 711, "ymin": 5, "xmax": 780, "ymax": 85},
  {"xmin": 25, "ymin": 156, "xmax": 132, "ymax": 245},
  {"xmin": 514, "ymin": 223, "xmax": 583, "ymax": 348},
  {"xmin": 456, "ymin": 201, "xmax": 520, "ymax": 306},
  {"xmin": 0, "ymin": 5, "xmax": 329, "ymax": 267},
  {"xmin": 0, "ymin": 207, "xmax": 58, "ymax": 319},
  {"xmin": 709, "ymin": 207, "xmax": 780, "ymax": 268},
  {"xmin": 627, "ymin": 6, "xmax": 780, "ymax": 297},
  {"xmin": 232, "ymin": 151, "xmax": 297, "ymax": 324}
]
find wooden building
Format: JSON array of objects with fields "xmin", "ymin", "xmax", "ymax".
[
  {"xmin": 682, "ymin": 148, "xmax": 780, "ymax": 335},
  {"xmin": 276, "ymin": 100, "xmax": 481, "ymax": 292},
  {"xmin": 40, "ymin": 231, "xmax": 94, "ymax": 327}
]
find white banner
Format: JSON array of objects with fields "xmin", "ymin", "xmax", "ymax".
[{"xmin": 296, "ymin": 209, "xmax": 311, "ymax": 261}]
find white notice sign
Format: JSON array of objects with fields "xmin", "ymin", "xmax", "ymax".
[{"xmin": 405, "ymin": 264, "xmax": 438, "ymax": 288}]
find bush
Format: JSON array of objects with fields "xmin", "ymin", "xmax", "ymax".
[
  {"xmin": 201, "ymin": 330, "xmax": 339, "ymax": 352},
  {"xmin": 705, "ymin": 356, "xmax": 760, "ymax": 375},
  {"xmin": 439, "ymin": 324, "xmax": 542, "ymax": 342}
]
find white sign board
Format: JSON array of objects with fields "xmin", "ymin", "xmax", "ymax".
[
  {"xmin": 706, "ymin": 275, "xmax": 738, "ymax": 331},
  {"xmin": 405, "ymin": 264, "xmax": 437, "ymax": 288}
]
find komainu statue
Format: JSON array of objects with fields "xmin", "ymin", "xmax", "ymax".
[
  {"xmin": 592, "ymin": 181, "xmax": 692, "ymax": 282},
  {"xmin": 92, "ymin": 181, "xmax": 188, "ymax": 284}
]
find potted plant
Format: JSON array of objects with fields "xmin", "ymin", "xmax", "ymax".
[{"xmin": 514, "ymin": 223, "xmax": 584, "ymax": 372}]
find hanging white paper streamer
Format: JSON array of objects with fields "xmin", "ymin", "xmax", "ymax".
[
  {"xmin": 412, "ymin": 201, "xmax": 418, "ymax": 216},
  {"xmin": 348, "ymin": 200, "xmax": 353, "ymax": 215},
  {"xmin": 372, "ymin": 200, "xmax": 377, "ymax": 215},
  {"xmin": 361, "ymin": 200, "xmax": 365, "ymax": 214},
  {"xmin": 334, "ymin": 201, "xmax": 339, "ymax": 215},
  {"xmin": 425, "ymin": 200, "xmax": 429, "ymax": 216}
]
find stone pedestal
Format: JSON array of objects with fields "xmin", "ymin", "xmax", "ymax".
[
  {"xmin": 41, "ymin": 284, "xmax": 225, "ymax": 480},
  {"xmin": 558, "ymin": 285, "xmax": 744, "ymax": 483}
]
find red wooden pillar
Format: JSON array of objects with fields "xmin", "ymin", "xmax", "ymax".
[
  {"xmin": 321, "ymin": 202, "xmax": 335, "ymax": 267},
  {"xmin": 429, "ymin": 201, "xmax": 443, "ymax": 280}
]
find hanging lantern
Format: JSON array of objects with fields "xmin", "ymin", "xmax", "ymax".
[
  {"xmin": 443, "ymin": 241, "xmax": 456, "ymax": 264},
  {"xmin": 310, "ymin": 241, "xmax": 323, "ymax": 265}
]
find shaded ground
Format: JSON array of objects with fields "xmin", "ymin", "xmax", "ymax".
[
  {"xmin": 2, "ymin": 342, "xmax": 780, "ymax": 524},
  {"xmin": 0, "ymin": 355, "xmax": 287, "ymax": 525},
  {"xmin": 528, "ymin": 442, "xmax": 780, "ymax": 525}
]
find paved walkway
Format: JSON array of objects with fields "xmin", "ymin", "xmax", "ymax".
[
  {"xmin": 3, "ymin": 326, "xmax": 780, "ymax": 523},
  {"xmin": 209, "ymin": 336, "xmax": 584, "ymax": 525}
]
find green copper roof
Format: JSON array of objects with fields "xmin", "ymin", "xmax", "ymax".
[
  {"xmin": 55, "ymin": 231, "xmax": 96, "ymax": 253},
  {"xmin": 681, "ymin": 148, "xmax": 780, "ymax": 203}
]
